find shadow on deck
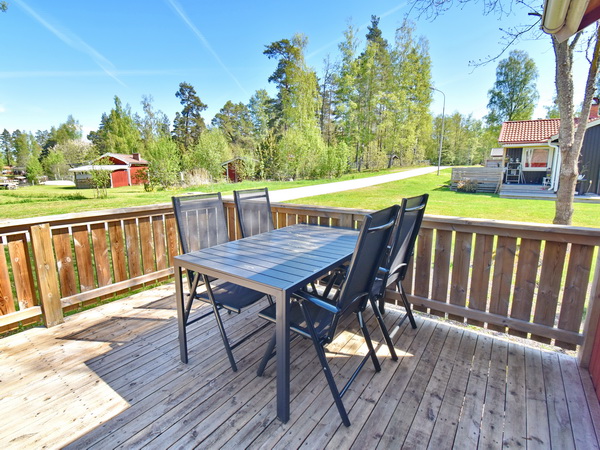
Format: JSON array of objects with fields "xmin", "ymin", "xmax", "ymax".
[{"xmin": 1, "ymin": 284, "xmax": 599, "ymax": 449}]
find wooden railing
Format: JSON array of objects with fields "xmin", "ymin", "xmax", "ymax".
[{"xmin": 1, "ymin": 200, "xmax": 600, "ymax": 365}]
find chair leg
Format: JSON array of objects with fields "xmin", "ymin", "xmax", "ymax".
[
  {"xmin": 211, "ymin": 303, "xmax": 238, "ymax": 372},
  {"xmin": 358, "ymin": 311, "xmax": 381, "ymax": 372},
  {"xmin": 369, "ymin": 298, "xmax": 398, "ymax": 361},
  {"xmin": 300, "ymin": 302, "xmax": 351, "ymax": 427},
  {"xmin": 257, "ymin": 333, "xmax": 276, "ymax": 376},
  {"xmin": 378, "ymin": 294, "xmax": 386, "ymax": 315},
  {"xmin": 398, "ymin": 282, "xmax": 417, "ymax": 329}
]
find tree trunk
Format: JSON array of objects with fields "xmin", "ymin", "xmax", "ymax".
[{"xmin": 553, "ymin": 27, "xmax": 600, "ymax": 225}]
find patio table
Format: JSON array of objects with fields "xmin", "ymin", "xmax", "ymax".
[{"xmin": 174, "ymin": 223, "xmax": 359, "ymax": 423}]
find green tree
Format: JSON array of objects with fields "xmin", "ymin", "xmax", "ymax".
[
  {"xmin": 144, "ymin": 136, "xmax": 180, "ymax": 189},
  {"xmin": 183, "ymin": 129, "xmax": 231, "ymax": 181},
  {"xmin": 88, "ymin": 96, "xmax": 142, "ymax": 155},
  {"xmin": 89, "ymin": 156, "xmax": 113, "ymax": 199},
  {"xmin": 172, "ymin": 82, "xmax": 207, "ymax": 153},
  {"xmin": 136, "ymin": 95, "xmax": 170, "ymax": 152},
  {"xmin": 334, "ymin": 17, "xmax": 432, "ymax": 170},
  {"xmin": 52, "ymin": 139, "xmax": 96, "ymax": 167},
  {"xmin": 248, "ymin": 89, "xmax": 274, "ymax": 140},
  {"xmin": 42, "ymin": 116, "xmax": 83, "ymax": 160},
  {"xmin": 486, "ymin": 50, "xmax": 539, "ymax": 126},
  {"xmin": 265, "ymin": 34, "xmax": 325, "ymax": 178},
  {"xmin": 211, "ymin": 101, "xmax": 255, "ymax": 154},
  {"xmin": 42, "ymin": 148, "xmax": 68, "ymax": 179},
  {"xmin": 12, "ymin": 130, "xmax": 31, "ymax": 167},
  {"xmin": 25, "ymin": 157, "xmax": 43, "ymax": 184},
  {"xmin": 1, "ymin": 129, "xmax": 12, "ymax": 166}
]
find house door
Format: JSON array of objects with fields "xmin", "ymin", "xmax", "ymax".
[{"xmin": 506, "ymin": 148, "xmax": 523, "ymax": 164}]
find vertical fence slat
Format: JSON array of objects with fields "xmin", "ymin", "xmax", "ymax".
[
  {"xmin": 152, "ymin": 216, "xmax": 167, "ymax": 271},
  {"xmin": 165, "ymin": 214, "xmax": 178, "ymax": 266},
  {"xmin": 510, "ymin": 238, "xmax": 541, "ymax": 338},
  {"xmin": 468, "ymin": 234, "xmax": 494, "ymax": 327},
  {"xmin": 7, "ymin": 233, "xmax": 36, "ymax": 310},
  {"xmin": 124, "ymin": 219, "xmax": 142, "ymax": 279},
  {"xmin": 225, "ymin": 205, "xmax": 237, "ymax": 241},
  {"xmin": 431, "ymin": 230, "xmax": 452, "ymax": 316},
  {"xmin": 531, "ymin": 241, "xmax": 567, "ymax": 343},
  {"xmin": 489, "ymin": 236, "xmax": 517, "ymax": 332},
  {"xmin": 91, "ymin": 223, "xmax": 112, "ymax": 287},
  {"xmin": 449, "ymin": 232, "xmax": 472, "ymax": 322},
  {"xmin": 414, "ymin": 228, "xmax": 433, "ymax": 312},
  {"xmin": 139, "ymin": 217, "xmax": 155, "ymax": 275},
  {"xmin": 72, "ymin": 225, "xmax": 95, "ymax": 292},
  {"xmin": 108, "ymin": 221, "xmax": 127, "ymax": 282},
  {"xmin": 53, "ymin": 227, "xmax": 77, "ymax": 297},
  {"xmin": 340, "ymin": 214, "xmax": 352, "ymax": 228},
  {"xmin": 276, "ymin": 212, "xmax": 286, "ymax": 229},
  {"xmin": 556, "ymin": 244, "xmax": 595, "ymax": 349},
  {"xmin": 30, "ymin": 224, "xmax": 63, "ymax": 327},
  {"xmin": 0, "ymin": 243, "xmax": 15, "ymax": 315},
  {"xmin": 287, "ymin": 213, "xmax": 298, "ymax": 226}
]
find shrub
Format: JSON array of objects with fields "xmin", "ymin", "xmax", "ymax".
[{"xmin": 456, "ymin": 178, "xmax": 478, "ymax": 193}]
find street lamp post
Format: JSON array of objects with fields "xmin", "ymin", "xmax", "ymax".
[{"xmin": 430, "ymin": 87, "xmax": 446, "ymax": 176}]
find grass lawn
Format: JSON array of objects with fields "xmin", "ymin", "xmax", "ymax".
[
  {"xmin": 0, "ymin": 167, "xmax": 413, "ymax": 220},
  {"xmin": 288, "ymin": 169, "xmax": 600, "ymax": 228},
  {"xmin": 1, "ymin": 167, "xmax": 598, "ymax": 227}
]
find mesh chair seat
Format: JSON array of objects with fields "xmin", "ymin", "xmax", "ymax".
[
  {"xmin": 258, "ymin": 295, "xmax": 336, "ymax": 340},
  {"xmin": 198, "ymin": 281, "xmax": 266, "ymax": 314}
]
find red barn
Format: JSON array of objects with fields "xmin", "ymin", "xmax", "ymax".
[{"xmin": 70, "ymin": 153, "xmax": 149, "ymax": 188}]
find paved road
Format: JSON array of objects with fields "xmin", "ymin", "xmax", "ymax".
[{"xmin": 265, "ymin": 166, "xmax": 445, "ymax": 202}]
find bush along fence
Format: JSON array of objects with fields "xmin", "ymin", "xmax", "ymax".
[{"xmin": 1, "ymin": 201, "xmax": 600, "ymax": 369}]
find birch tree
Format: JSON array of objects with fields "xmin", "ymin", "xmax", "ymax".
[{"xmin": 411, "ymin": 0, "xmax": 600, "ymax": 225}]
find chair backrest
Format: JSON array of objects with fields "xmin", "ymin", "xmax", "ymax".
[
  {"xmin": 385, "ymin": 194, "xmax": 429, "ymax": 287},
  {"xmin": 233, "ymin": 187, "xmax": 274, "ymax": 238},
  {"xmin": 172, "ymin": 192, "xmax": 230, "ymax": 254},
  {"xmin": 328, "ymin": 205, "xmax": 398, "ymax": 339}
]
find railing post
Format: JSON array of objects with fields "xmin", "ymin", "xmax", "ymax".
[
  {"xmin": 579, "ymin": 250, "xmax": 600, "ymax": 367},
  {"xmin": 30, "ymin": 223, "xmax": 64, "ymax": 327}
]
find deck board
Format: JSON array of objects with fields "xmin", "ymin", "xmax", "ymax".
[{"xmin": 1, "ymin": 283, "xmax": 598, "ymax": 449}]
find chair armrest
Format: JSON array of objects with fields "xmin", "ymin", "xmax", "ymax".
[{"xmin": 293, "ymin": 291, "xmax": 340, "ymax": 314}]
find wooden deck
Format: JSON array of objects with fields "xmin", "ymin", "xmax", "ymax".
[{"xmin": 2, "ymin": 284, "xmax": 600, "ymax": 449}]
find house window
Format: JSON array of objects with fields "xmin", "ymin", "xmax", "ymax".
[{"xmin": 524, "ymin": 148, "xmax": 549, "ymax": 168}]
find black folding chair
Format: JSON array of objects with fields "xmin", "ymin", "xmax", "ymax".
[
  {"xmin": 233, "ymin": 187, "xmax": 275, "ymax": 238},
  {"xmin": 172, "ymin": 192, "xmax": 272, "ymax": 371},
  {"xmin": 372, "ymin": 194, "xmax": 429, "ymax": 329},
  {"xmin": 256, "ymin": 206, "xmax": 399, "ymax": 426}
]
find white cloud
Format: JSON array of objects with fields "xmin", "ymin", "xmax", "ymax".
[{"xmin": 0, "ymin": 105, "xmax": 6, "ymax": 113}]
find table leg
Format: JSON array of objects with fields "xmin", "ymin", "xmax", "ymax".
[
  {"xmin": 174, "ymin": 264, "xmax": 188, "ymax": 364},
  {"xmin": 276, "ymin": 291, "xmax": 290, "ymax": 423}
]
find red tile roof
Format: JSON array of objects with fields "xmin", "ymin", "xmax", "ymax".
[{"xmin": 498, "ymin": 119, "xmax": 561, "ymax": 144}]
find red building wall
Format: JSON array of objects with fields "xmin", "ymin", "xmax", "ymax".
[
  {"xmin": 111, "ymin": 170, "xmax": 129, "ymax": 188},
  {"xmin": 129, "ymin": 166, "xmax": 147, "ymax": 185}
]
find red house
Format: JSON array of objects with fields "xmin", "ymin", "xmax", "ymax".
[{"xmin": 70, "ymin": 153, "xmax": 148, "ymax": 189}]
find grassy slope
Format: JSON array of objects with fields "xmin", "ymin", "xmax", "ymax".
[
  {"xmin": 0, "ymin": 168, "xmax": 597, "ymax": 227},
  {"xmin": 0, "ymin": 168, "xmax": 412, "ymax": 220},
  {"xmin": 288, "ymin": 169, "xmax": 600, "ymax": 228}
]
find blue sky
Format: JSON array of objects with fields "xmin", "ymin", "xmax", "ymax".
[{"xmin": 0, "ymin": 0, "xmax": 592, "ymax": 138}]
